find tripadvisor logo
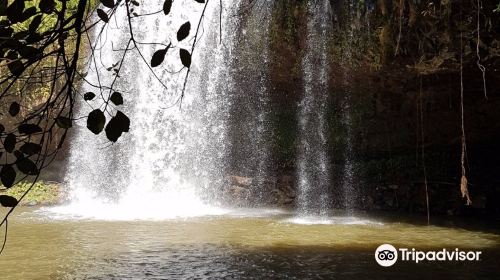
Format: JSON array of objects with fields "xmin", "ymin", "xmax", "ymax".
[{"xmin": 375, "ymin": 244, "xmax": 482, "ymax": 267}]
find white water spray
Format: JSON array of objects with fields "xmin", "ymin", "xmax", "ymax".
[{"xmin": 51, "ymin": 0, "xmax": 243, "ymax": 220}]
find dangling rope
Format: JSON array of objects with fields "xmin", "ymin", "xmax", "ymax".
[
  {"xmin": 460, "ymin": 18, "xmax": 472, "ymax": 205},
  {"xmin": 476, "ymin": 0, "xmax": 487, "ymax": 100},
  {"xmin": 419, "ymin": 77, "xmax": 430, "ymax": 225}
]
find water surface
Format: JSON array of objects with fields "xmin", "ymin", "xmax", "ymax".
[{"xmin": 1, "ymin": 208, "xmax": 499, "ymax": 279}]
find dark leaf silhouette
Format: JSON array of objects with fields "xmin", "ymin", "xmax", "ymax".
[
  {"xmin": 0, "ymin": 195, "xmax": 18, "ymax": 207},
  {"xmin": 9, "ymin": 102, "xmax": 20, "ymax": 116},
  {"xmin": 84, "ymin": 92, "xmax": 96, "ymax": 101},
  {"xmin": 0, "ymin": 0, "xmax": 7, "ymax": 15},
  {"xmin": 151, "ymin": 48, "xmax": 167, "ymax": 67},
  {"xmin": 101, "ymin": 0, "xmax": 115, "ymax": 9},
  {"xmin": 177, "ymin": 22, "xmax": 190, "ymax": 41},
  {"xmin": 131, "ymin": 0, "xmax": 140, "ymax": 6},
  {"xmin": 56, "ymin": 117, "xmax": 72, "ymax": 129},
  {"xmin": 18, "ymin": 124, "xmax": 42, "ymax": 135},
  {"xmin": 97, "ymin": 9, "xmax": 109, "ymax": 23},
  {"xmin": 194, "ymin": 0, "xmax": 206, "ymax": 3},
  {"xmin": 179, "ymin": 49, "xmax": 191, "ymax": 68},
  {"xmin": 7, "ymin": 59, "xmax": 24, "ymax": 76},
  {"xmin": 110, "ymin": 92, "xmax": 123, "ymax": 105},
  {"xmin": 39, "ymin": 0, "xmax": 55, "ymax": 14},
  {"xmin": 4, "ymin": 133, "xmax": 16, "ymax": 153},
  {"xmin": 105, "ymin": 111, "xmax": 130, "ymax": 142},
  {"xmin": 18, "ymin": 46, "xmax": 40, "ymax": 60},
  {"xmin": 16, "ymin": 157, "xmax": 38, "ymax": 175},
  {"xmin": 163, "ymin": 0, "xmax": 172, "ymax": 15},
  {"xmin": 6, "ymin": 0, "xmax": 24, "ymax": 23},
  {"xmin": 0, "ymin": 165, "xmax": 16, "ymax": 188},
  {"xmin": 20, "ymin": 142, "xmax": 41, "ymax": 156},
  {"xmin": 21, "ymin": 7, "xmax": 37, "ymax": 22},
  {"xmin": 87, "ymin": 109, "xmax": 106, "ymax": 134},
  {"xmin": 29, "ymin": 14, "xmax": 42, "ymax": 32}
]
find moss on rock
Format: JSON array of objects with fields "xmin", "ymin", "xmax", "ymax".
[{"xmin": 2, "ymin": 181, "xmax": 63, "ymax": 206}]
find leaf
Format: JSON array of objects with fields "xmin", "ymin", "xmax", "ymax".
[
  {"xmin": 194, "ymin": 0, "xmax": 205, "ymax": 3},
  {"xmin": 97, "ymin": 9, "xmax": 109, "ymax": 23},
  {"xmin": 0, "ymin": 165, "xmax": 16, "ymax": 188},
  {"xmin": 177, "ymin": 22, "xmax": 190, "ymax": 41},
  {"xmin": 87, "ymin": 109, "xmax": 106, "ymax": 135},
  {"xmin": 18, "ymin": 46, "xmax": 40, "ymax": 60},
  {"xmin": 9, "ymin": 102, "xmax": 20, "ymax": 117},
  {"xmin": 101, "ymin": 0, "xmax": 115, "ymax": 9},
  {"xmin": 0, "ymin": 195, "xmax": 17, "ymax": 207},
  {"xmin": 105, "ymin": 111, "xmax": 130, "ymax": 142},
  {"xmin": 20, "ymin": 142, "xmax": 41, "ymax": 156},
  {"xmin": 6, "ymin": 0, "xmax": 24, "ymax": 23},
  {"xmin": 163, "ymin": 0, "xmax": 172, "ymax": 15},
  {"xmin": 179, "ymin": 49, "xmax": 191, "ymax": 68},
  {"xmin": 84, "ymin": 92, "xmax": 96, "ymax": 101},
  {"xmin": 56, "ymin": 117, "xmax": 72, "ymax": 129},
  {"xmin": 39, "ymin": 0, "xmax": 55, "ymax": 14},
  {"xmin": 151, "ymin": 49, "xmax": 167, "ymax": 67},
  {"xmin": 4, "ymin": 133, "xmax": 16, "ymax": 153},
  {"xmin": 29, "ymin": 15, "xmax": 42, "ymax": 33},
  {"xmin": 7, "ymin": 59, "xmax": 24, "ymax": 76},
  {"xmin": 110, "ymin": 92, "xmax": 123, "ymax": 105},
  {"xmin": 18, "ymin": 124, "xmax": 42, "ymax": 135},
  {"xmin": 0, "ymin": 0, "xmax": 7, "ymax": 16},
  {"xmin": 16, "ymin": 157, "xmax": 38, "ymax": 175},
  {"xmin": 131, "ymin": 0, "xmax": 140, "ymax": 6},
  {"xmin": 20, "ymin": 7, "xmax": 37, "ymax": 21}
]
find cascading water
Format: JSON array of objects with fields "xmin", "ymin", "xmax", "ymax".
[
  {"xmin": 340, "ymin": 1, "xmax": 357, "ymax": 214},
  {"xmin": 53, "ymin": 0, "xmax": 243, "ymax": 220},
  {"xmin": 228, "ymin": 1, "xmax": 273, "ymax": 204},
  {"xmin": 296, "ymin": 0, "xmax": 333, "ymax": 216}
]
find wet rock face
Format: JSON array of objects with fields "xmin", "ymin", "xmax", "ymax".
[{"xmin": 222, "ymin": 175, "xmax": 297, "ymax": 207}]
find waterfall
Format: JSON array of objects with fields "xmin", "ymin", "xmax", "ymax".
[
  {"xmin": 340, "ymin": 0, "xmax": 357, "ymax": 214},
  {"xmin": 55, "ymin": 0, "xmax": 243, "ymax": 220},
  {"xmin": 228, "ymin": 1, "xmax": 274, "ymax": 204},
  {"xmin": 296, "ymin": 0, "xmax": 333, "ymax": 216}
]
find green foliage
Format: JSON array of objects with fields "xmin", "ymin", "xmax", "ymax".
[{"xmin": 3, "ymin": 181, "xmax": 61, "ymax": 205}]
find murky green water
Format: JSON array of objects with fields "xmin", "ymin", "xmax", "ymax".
[{"xmin": 0, "ymin": 208, "xmax": 499, "ymax": 279}]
